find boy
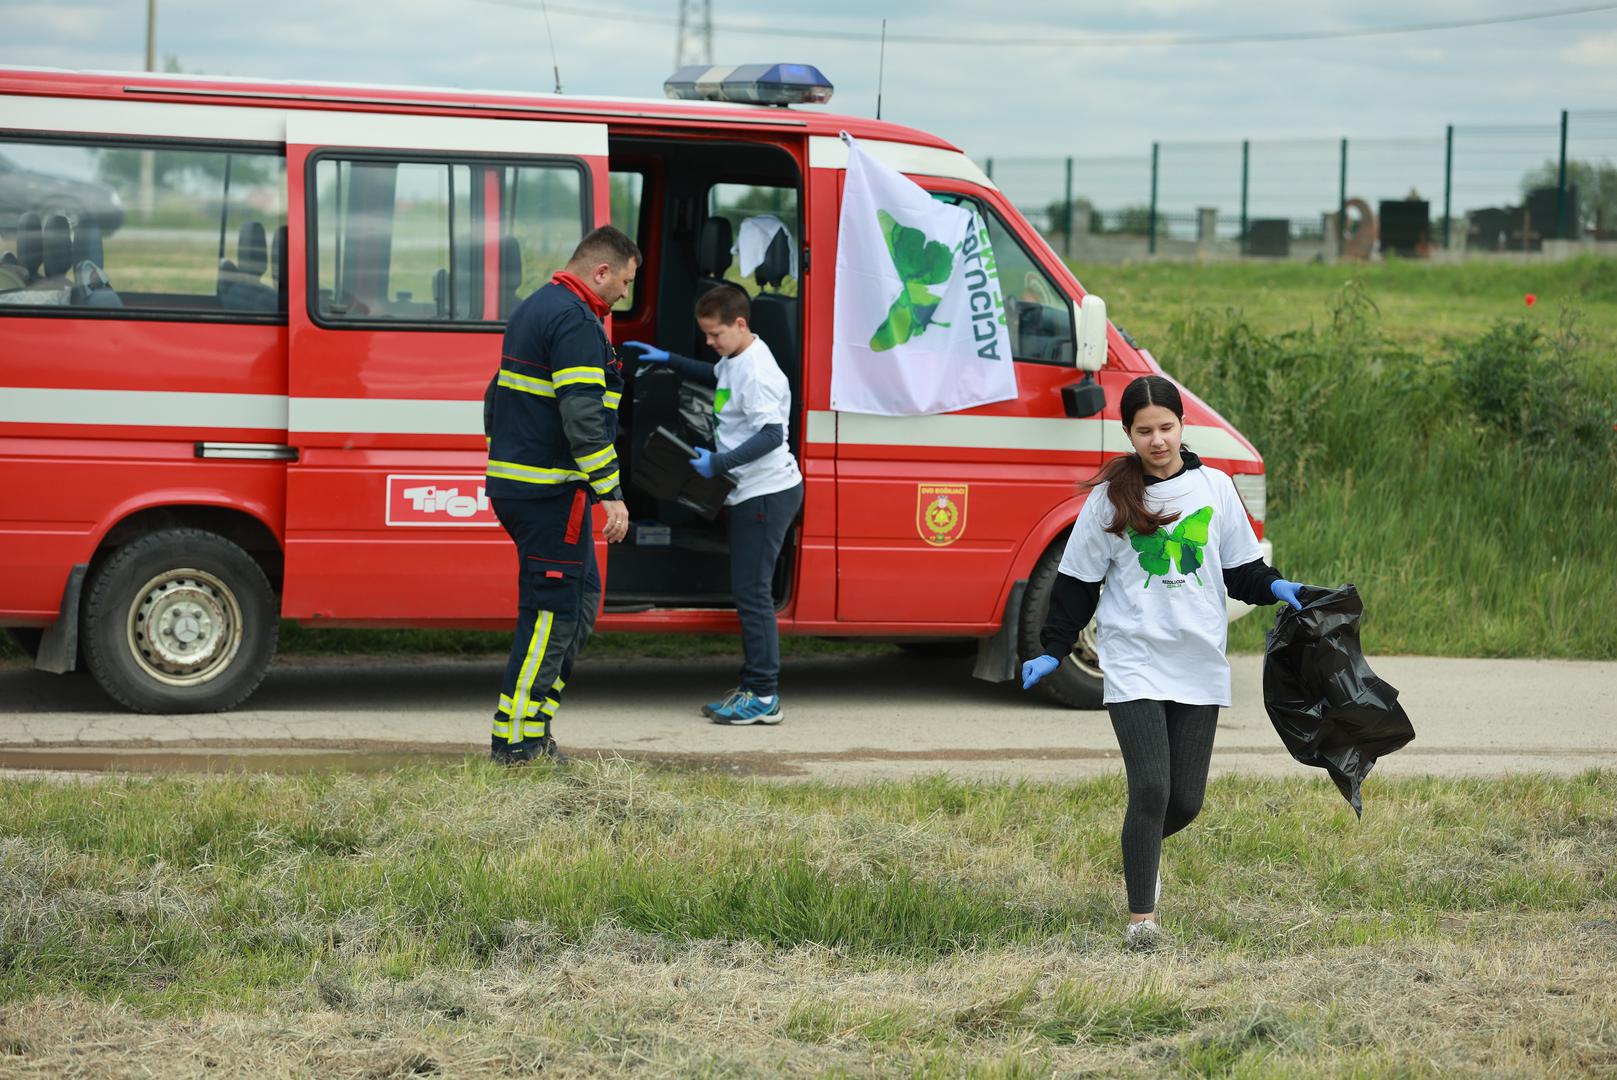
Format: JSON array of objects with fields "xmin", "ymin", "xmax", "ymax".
[{"xmin": 625, "ymin": 284, "xmax": 803, "ymax": 724}]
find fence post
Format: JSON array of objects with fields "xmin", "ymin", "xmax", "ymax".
[
  {"xmin": 1443, "ymin": 125, "xmax": 1453, "ymax": 250},
  {"xmin": 1337, "ymin": 137, "xmax": 1348, "ymax": 256},
  {"xmin": 1239, "ymin": 140, "xmax": 1249, "ymax": 256},
  {"xmin": 1148, "ymin": 142, "xmax": 1159, "ymax": 255},
  {"xmin": 1063, "ymin": 156, "xmax": 1074, "ymax": 258},
  {"xmin": 985, "ymin": 157, "xmax": 993, "ymax": 182},
  {"xmin": 1557, "ymin": 109, "xmax": 1570, "ymax": 240}
]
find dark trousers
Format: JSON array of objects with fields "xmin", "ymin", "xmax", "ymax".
[
  {"xmin": 726, "ymin": 481, "xmax": 803, "ymax": 697},
  {"xmin": 492, "ymin": 489, "xmax": 600, "ymax": 748},
  {"xmin": 1106, "ymin": 699, "xmax": 1220, "ymax": 914}
]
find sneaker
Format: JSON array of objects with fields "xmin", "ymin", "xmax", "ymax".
[
  {"xmin": 490, "ymin": 735, "xmax": 570, "ymax": 766},
  {"xmin": 710, "ymin": 691, "xmax": 784, "ymax": 726},
  {"xmin": 1123, "ymin": 919, "xmax": 1164, "ymax": 953},
  {"xmin": 701, "ymin": 688, "xmax": 742, "ymax": 718}
]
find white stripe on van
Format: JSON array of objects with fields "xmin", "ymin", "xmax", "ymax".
[
  {"xmin": 285, "ymin": 111, "xmax": 606, "ymax": 156},
  {"xmin": 808, "ymin": 136, "xmax": 996, "ymax": 189},
  {"xmin": 0, "ymin": 387, "xmax": 289, "ymax": 429},
  {"xmin": 288, "ymin": 397, "xmax": 483, "ymax": 435},
  {"xmin": 0, "ymin": 390, "xmax": 1258, "ymax": 462},
  {"xmin": 1, "ymin": 96, "xmax": 287, "ymax": 142},
  {"xmin": 812, "ymin": 409, "xmax": 1259, "ymax": 462}
]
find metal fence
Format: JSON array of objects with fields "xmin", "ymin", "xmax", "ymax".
[{"xmin": 981, "ymin": 110, "xmax": 1617, "ymax": 261}]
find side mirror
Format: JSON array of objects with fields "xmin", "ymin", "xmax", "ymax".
[
  {"xmin": 1074, "ymin": 293, "xmax": 1107, "ymax": 373},
  {"xmin": 1062, "ymin": 373, "xmax": 1106, "ymax": 418}
]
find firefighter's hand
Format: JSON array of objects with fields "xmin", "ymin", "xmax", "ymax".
[
  {"xmin": 602, "ymin": 500, "xmax": 629, "ymax": 543},
  {"xmin": 1270, "ymin": 579, "xmax": 1306, "ymax": 611},
  {"xmin": 623, "ymin": 340, "xmax": 669, "ymax": 363},
  {"xmin": 690, "ymin": 447, "xmax": 716, "ymax": 479},
  {"xmin": 1021, "ymin": 654, "xmax": 1061, "ymax": 690}
]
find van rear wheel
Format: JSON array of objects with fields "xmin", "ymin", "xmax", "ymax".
[
  {"xmin": 1018, "ymin": 540, "xmax": 1106, "ymax": 709},
  {"xmin": 82, "ymin": 528, "xmax": 278, "ymax": 713}
]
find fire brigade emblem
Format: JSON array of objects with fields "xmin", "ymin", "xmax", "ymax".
[{"xmin": 916, "ymin": 484, "xmax": 968, "ymax": 547}]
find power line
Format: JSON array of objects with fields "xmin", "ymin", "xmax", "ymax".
[{"xmin": 467, "ymin": 0, "xmax": 1617, "ymax": 49}]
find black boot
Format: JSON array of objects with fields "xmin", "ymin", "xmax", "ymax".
[{"xmin": 490, "ymin": 735, "xmax": 569, "ymax": 766}]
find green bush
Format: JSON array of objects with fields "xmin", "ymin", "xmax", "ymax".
[{"xmin": 1164, "ymin": 279, "xmax": 1617, "ymax": 658}]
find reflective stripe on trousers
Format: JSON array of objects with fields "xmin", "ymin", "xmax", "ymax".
[{"xmin": 491, "ymin": 488, "xmax": 600, "ymax": 744}]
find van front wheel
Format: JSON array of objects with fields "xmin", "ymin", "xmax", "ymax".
[
  {"xmin": 1018, "ymin": 540, "xmax": 1106, "ymax": 709},
  {"xmin": 82, "ymin": 529, "xmax": 279, "ymax": 713}
]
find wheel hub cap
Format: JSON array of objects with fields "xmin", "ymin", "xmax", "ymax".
[{"xmin": 127, "ymin": 570, "xmax": 243, "ymax": 686}]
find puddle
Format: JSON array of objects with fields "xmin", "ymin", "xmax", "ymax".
[
  {"xmin": 0, "ymin": 744, "xmax": 1120, "ymax": 779},
  {"xmin": 0, "ymin": 747, "xmax": 472, "ymax": 775}
]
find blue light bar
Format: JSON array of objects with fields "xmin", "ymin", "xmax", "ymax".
[{"xmin": 664, "ymin": 64, "xmax": 834, "ymax": 106}]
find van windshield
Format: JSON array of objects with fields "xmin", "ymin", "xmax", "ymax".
[{"xmin": 932, "ymin": 193, "xmax": 1073, "ymax": 365}]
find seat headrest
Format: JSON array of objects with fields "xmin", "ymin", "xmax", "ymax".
[
  {"xmin": 237, "ymin": 222, "xmax": 268, "ymax": 279},
  {"xmin": 16, "ymin": 211, "xmax": 43, "ymax": 277},
  {"xmin": 696, "ymin": 217, "xmax": 733, "ymax": 276},
  {"xmin": 73, "ymin": 219, "xmax": 104, "ymax": 268},
  {"xmin": 755, "ymin": 229, "xmax": 791, "ymax": 290},
  {"xmin": 42, "ymin": 214, "xmax": 73, "ymax": 278}
]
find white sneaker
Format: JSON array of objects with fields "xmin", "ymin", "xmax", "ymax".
[{"xmin": 1124, "ymin": 919, "xmax": 1164, "ymax": 952}]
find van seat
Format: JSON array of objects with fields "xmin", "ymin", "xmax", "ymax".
[
  {"xmin": 748, "ymin": 230, "xmax": 800, "ymax": 431},
  {"xmin": 219, "ymin": 222, "xmax": 277, "ymax": 312}
]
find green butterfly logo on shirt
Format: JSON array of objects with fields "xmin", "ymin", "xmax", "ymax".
[
  {"xmin": 869, "ymin": 209, "xmax": 955, "ymax": 352},
  {"xmin": 1128, "ymin": 506, "xmax": 1213, "ymax": 588}
]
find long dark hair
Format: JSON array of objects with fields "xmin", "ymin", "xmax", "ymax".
[{"xmin": 1083, "ymin": 375, "xmax": 1185, "ymax": 537}]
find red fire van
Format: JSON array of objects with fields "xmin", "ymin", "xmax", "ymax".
[{"xmin": 0, "ymin": 64, "xmax": 1268, "ymax": 713}]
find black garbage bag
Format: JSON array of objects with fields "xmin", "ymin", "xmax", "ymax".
[{"xmin": 1262, "ymin": 584, "xmax": 1415, "ymax": 816}]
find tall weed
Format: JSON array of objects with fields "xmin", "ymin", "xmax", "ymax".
[{"xmin": 1165, "ymin": 279, "xmax": 1617, "ymax": 657}]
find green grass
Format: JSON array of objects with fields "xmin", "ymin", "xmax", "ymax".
[
  {"xmin": 1073, "ymin": 255, "xmax": 1617, "ymax": 357},
  {"xmin": 1, "ymin": 764, "xmax": 1613, "ymax": 1076},
  {"xmin": 1069, "ymin": 261, "xmax": 1617, "ymax": 660}
]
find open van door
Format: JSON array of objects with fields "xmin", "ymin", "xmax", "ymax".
[{"xmin": 280, "ymin": 110, "xmax": 608, "ymax": 625}]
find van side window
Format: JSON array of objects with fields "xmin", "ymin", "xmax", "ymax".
[
  {"xmin": 706, "ymin": 183, "xmax": 799, "ymax": 298},
  {"xmin": 932, "ymin": 193, "xmax": 1074, "ymax": 365},
  {"xmin": 311, "ymin": 156, "xmax": 585, "ymax": 325},
  {"xmin": 0, "ymin": 138, "xmax": 285, "ymax": 318},
  {"xmin": 609, "ymin": 170, "xmax": 645, "ymax": 313}
]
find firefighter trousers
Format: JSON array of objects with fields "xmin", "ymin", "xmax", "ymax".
[{"xmin": 491, "ymin": 488, "xmax": 600, "ymax": 748}]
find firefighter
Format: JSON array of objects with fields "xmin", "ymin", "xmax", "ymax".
[{"xmin": 484, "ymin": 226, "xmax": 639, "ymax": 764}]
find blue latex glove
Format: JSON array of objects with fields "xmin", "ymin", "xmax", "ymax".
[
  {"xmin": 623, "ymin": 340, "xmax": 669, "ymax": 363},
  {"xmin": 690, "ymin": 446, "xmax": 717, "ymax": 479},
  {"xmin": 1021, "ymin": 654, "xmax": 1061, "ymax": 690},
  {"xmin": 1271, "ymin": 579, "xmax": 1305, "ymax": 611}
]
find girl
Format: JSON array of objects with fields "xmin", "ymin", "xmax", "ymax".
[{"xmin": 1022, "ymin": 374, "xmax": 1313, "ymax": 950}]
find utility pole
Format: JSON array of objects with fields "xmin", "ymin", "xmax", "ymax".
[
  {"xmin": 674, "ymin": 0, "xmax": 713, "ymax": 68},
  {"xmin": 138, "ymin": 0, "xmax": 157, "ymax": 218}
]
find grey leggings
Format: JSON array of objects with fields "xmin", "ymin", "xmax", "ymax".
[{"xmin": 1106, "ymin": 699, "xmax": 1220, "ymax": 915}]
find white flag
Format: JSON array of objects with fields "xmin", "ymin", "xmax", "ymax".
[{"xmin": 830, "ymin": 137, "xmax": 1018, "ymax": 416}]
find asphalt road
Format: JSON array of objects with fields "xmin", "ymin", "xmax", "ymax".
[{"xmin": 0, "ymin": 651, "xmax": 1612, "ymax": 782}]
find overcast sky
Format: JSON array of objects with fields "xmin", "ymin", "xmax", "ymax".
[{"xmin": 7, "ymin": 0, "xmax": 1614, "ymax": 211}]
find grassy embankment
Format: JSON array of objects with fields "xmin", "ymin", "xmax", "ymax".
[
  {"xmin": 0, "ymin": 762, "xmax": 1613, "ymax": 1077},
  {"xmin": 1073, "ymin": 258, "xmax": 1617, "ymax": 659}
]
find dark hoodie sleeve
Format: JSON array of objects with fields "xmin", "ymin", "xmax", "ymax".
[
  {"xmin": 1038, "ymin": 573, "xmax": 1101, "ymax": 658},
  {"xmin": 712, "ymin": 424, "xmax": 783, "ymax": 473},
  {"xmin": 1223, "ymin": 558, "xmax": 1283, "ymax": 606},
  {"xmin": 664, "ymin": 351, "xmax": 719, "ymax": 388}
]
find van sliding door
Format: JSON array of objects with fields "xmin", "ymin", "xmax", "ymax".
[{"xmin": 281, "ymin": 110, "xmax": 608, "ymax": 623}]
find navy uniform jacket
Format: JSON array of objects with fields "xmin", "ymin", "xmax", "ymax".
[{"xmin": 484, "ymin": 282, "xmax": 624, "ymax": 501}]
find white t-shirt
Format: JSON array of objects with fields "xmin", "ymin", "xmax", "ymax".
[
  {"xmin": 1057, "ymin": 462, "xmax": 1264, "ymax": 707},
  {"xmin": 714, "ymin": 335, "xmax": 802, "ymax": 505}
]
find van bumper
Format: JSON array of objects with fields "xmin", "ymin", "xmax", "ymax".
[{"xmin": 1226, "ymin": 539, "xmax": 1273, "ymax": 623}]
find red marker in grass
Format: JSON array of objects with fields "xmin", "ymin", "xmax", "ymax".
[{"xmin": 1525, "ymin": 293, "xmax": 1537, "ymax": 307}]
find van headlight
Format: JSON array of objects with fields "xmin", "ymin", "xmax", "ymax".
[{"xmin": 1232, "ymin": 473, "xmax": 1266, "ymax": 522}]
